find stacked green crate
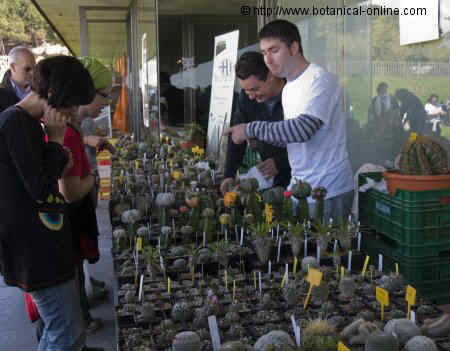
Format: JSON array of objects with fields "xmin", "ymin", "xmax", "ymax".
[
  {"xmin": 359, "ymin": 172, "xmax": 450, "ymax": 258},
  {"xmin": 359, "ymin": 172, "xmax": 450, "ymax": 304}
]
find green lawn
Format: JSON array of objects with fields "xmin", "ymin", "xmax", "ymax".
[{"xmin": 345, "ymin": 75, "xmax": 450, "ymax": 132}]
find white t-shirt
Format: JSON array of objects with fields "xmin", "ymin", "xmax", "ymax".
[
  {"xmin": 283, "ymin": 63, "xmax": 354, "ymax": 201},
  {"xmin": 424, "ymin": 103, "xmax": 442, "ymax": 116}
]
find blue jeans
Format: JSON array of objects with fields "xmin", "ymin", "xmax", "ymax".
[{"xmin": 28, "ymin": 275, "xmax": 85, "ymax": 351}]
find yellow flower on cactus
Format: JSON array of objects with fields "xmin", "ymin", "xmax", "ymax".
[
  {"xmin": 224, "ymin": 191, "xmax": 238, "ymax": 208},
  {"xmin": 191, "ymin": 145, "xmax": 205, "ymax": 157},
  {"xmin": 172, "ymin": 171, "xmax": 183, "ymax": 181},
  {"xmin": 264, "ymin": 204, "xmax": 273, "ymax": 224}
]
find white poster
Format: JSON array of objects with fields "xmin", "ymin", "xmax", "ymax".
[
  {"xmin": 399, "ymin": 0, "xmax": 439, "ymax": 45},
  {"xmin": 206, "ymin": 30, "xmax": 239, "ymax": 163}
]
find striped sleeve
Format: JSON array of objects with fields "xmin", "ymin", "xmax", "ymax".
[{"xmin": 245, "ymin": 114, "xmax": 324, "ymax": 146}]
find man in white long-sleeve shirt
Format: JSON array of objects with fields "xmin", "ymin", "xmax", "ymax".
[{"xmin": 224, "ymin": 19, "xmax": 354, "ymax": 222}]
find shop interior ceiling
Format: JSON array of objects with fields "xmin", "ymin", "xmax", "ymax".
[{"xmin": 31, "ymin": 0, "xmax": 259, "ymax": 65}]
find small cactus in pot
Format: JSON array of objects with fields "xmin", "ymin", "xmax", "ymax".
[
  {"xmin": 312, "ymin": 186, "xmax": 328, "ymax": 224},
  {"xmin": 291, "ymin": 179, "xmax": 312, "ymax": 223}
]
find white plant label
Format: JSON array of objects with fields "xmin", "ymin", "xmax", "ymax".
[
  {"xmin": 347, "ymin": 251, "xmax": 352, "ymax": 271},
  {"xmin": 138, "ymin": 274, "xmax": 144, "ymax": 301},
  {"xmin": 378, "ymin": 254, "xmax": 383, "ymax": 272},
  {"xmin": 277, "ymin": 238, "xmax": 282, "ymax": 263},
  {"xmin": 208, "ymin": 315, "xmax": 221, "ymax": 351}
]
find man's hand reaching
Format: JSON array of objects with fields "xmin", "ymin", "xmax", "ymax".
[
  {"xmin": 223, "ymin": 123, "xmax": 248, "ymax": 144},
  {"xmin": 256, "ymin": 158, "xmax": 278, "ymax": 179}
]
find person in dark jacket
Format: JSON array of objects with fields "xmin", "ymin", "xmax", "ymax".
[
  {"xmin": 221, "ymin": 51, "xmax": 291, "ymax": 195},
  {"xmin": 0, "ymin": 56, "xmax": 95, "ymax": 350},
  {"xmin": 395, "ymin": 88, "xmax": 427, "ymax": 134},
  {"xmin": 0, "ymin": 46, "xmax": 35, "ymax": 101}
]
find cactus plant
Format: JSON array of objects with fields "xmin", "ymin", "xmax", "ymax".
[
  {"xmin": 404, "ymin": 335, "xmax": 438, "ymax": 351},
  {"xmin": 282, "ymin": 281, "xmax": 298, "ymax": 307},
  {"xmin": 172, "ymin": 331, "xmax": 202, "ymax": 351},
  {"xmin": 365, "ymin": 331, "xmax": 399, "ymax": 351},
  {"xmin": 172, "ymin": 301, "xmax": 193, "ymax": 322},
  {"xmin": 301, "ymin": 256, "xmax": 319, "ymax": 273},
  {"xmin": 312, "ymin": 187, "xmax": 327, "ymax": 224},
  {"xmin": 288, "ymin": 222, "xmax": 305, "ymax": 258},
  {"xmin": 383, "ymin": 319, "xmax": 421, "ymax": 346},
  {"xmin": 302, "ymin": 318, "xmax": 339, "ymax": 351},
  {"xmin": 291, "ymin": 179, "xmax": 312, "ymax": 223},
  {"xmin": 399, "ymin": 135, "xmax": 448, "ymax": 175},
  {"xmin": 254, "ymin": 330, "xmax": 296, "ymax": 351}
]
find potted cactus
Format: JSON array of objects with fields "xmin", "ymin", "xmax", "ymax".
[
  {"xmin": 291, "ymin": 179, "xmax": 312, "ymax": 223},
  {"xmin": 383, "ymin": 135, "xmax": 450, "ymax": 194},
  {"xmin": 250, "ymin": 222, "xmax": 274, "ymax": 265},
  {"xmin": 302, "ymin": 318, "xmax": 339, "ymax": 351}
]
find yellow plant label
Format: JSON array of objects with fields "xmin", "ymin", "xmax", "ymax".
[
  {"xmin": 338, "ymin": 341, "xmax": 350, "ymax": 351},
  {"xmin": 306, "ymin": 268, "xmax": 323, "ymax": 287},
  {"xmin": 406, "ymin": 285, "xmax": 416, "ymax": 306},
  {"xmin": 225, "ymin": 270, "xmax": 228, "ymax": 290},
  {"xmin": 136, "ymin": 237, "xmax": 142, "ymax": 251},
  {"xmin": 280, "ymin": 271, "xmax": 287, "ymax": 288},
  {"xmin": 376, "ymin": 286, "xmax": 389, "ymax": 306},
  {"xmin": 304, "ymin": 268, "xmax": 323, "ymax": 310},
  {"xmin": 135, "ymin": 160, "xmax": 139, "ymax": 169},
  {"xmin": 254, "ymin": 271, "xmax": 257, "ymax": 289},
  {"xmin": 341, "ymin": 266, "xmax": 345, "ymax": 280},
  {"xmin": 233, "ymin": 280, "xmax": 236, "ymax": 303},
  {"xmin": 168, "ymin": 278, "xmax": 171, "ymax": 295},
  {"xmin": 361, "ymin": 256, "xmax": 370, "ymax": 277},
  {"xmin": 294, "ymin": 257, "xmax": 298, "ymax": 274}
]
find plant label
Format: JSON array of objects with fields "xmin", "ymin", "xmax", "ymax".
[
  {"xmin": 378, "ymin": 254, "xmax": 383, "ymax": 272},
  {"xmin": 208, "ymin": 315, "xmax": 221, "ymax": 351},
  {"xmin": 138, "ymin": 274, "xmax": 144, "ymax": 302},
  {"xmin": 361, "ymin": 255, "xmax": 370, "ymax": 277},
  {"xmin": 338, "ymin": 341, "xmax": 350, "ymax": 351},
  {"xmin": 285, "ymin": 263, "xmax": 289, "ymax": 285},
  {"xmin": 376, "ymin": 286, "xmax": 389, "ymax": 321},
  {"xmin": 304, "ymin": 268, "xmax": 322, "ymax": 309},
  {"xmin": 259, "ymin": 271, "xmax": 262, "ymax": 295},
  {"xmin": 347, "ymin": 251, "xmax": 352, "ymax": 271},
  {"xmin": 277, "ymin": 238, "xmax": 282, "ymax": 263},
  {"xmin": 304, "ymin": 235, "xmax": 308, "ymax": 257},
  {"xmin": 268, "ymin": 260, "xmax": 272, "ymax": 275},
  {"xmin": 137, "ymin": 237, "xmax": 142, "ymax": 251},
  {"xmin": 410, "ymin": 311, "xmax": 416, "ymax": 324},
  {"xmin": 357, "ymin": 232, "xmax": 361, "ymax": 251},
  {"xmin": 293, "ymin": 257, "xmax": 298, "ymax": 274},
  {"xmin": 406, "ymin": 285, "xmax": 416, "ymax": 319}
]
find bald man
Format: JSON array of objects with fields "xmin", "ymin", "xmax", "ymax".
[{"xmin": 1, "ymin": 46, "xmax": 36, "ymax": 102}]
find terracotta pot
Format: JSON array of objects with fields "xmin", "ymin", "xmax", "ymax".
[{"xmin": 383, "ymin": 171, "xmax": 450, "ymax": 195}]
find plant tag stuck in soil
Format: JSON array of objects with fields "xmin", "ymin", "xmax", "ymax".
[
  {"xmin": 338, "ymin": 341, "xmax": 350, "ymax": 351},
  {"xmin": 376, "ymin": 286, "xmax": 389, "ymax": 321},
  {"xmin": 208, "ymin": 315, "xmax": 221, "ymax": 351}
]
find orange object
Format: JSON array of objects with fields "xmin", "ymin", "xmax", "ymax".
[
  {"xmin": 113, "ymin": 53, "xmax": 129, "ymax": 132},
  {"xmin": 383, "ymin": 171, "xmax": 450, "ymax": 195}
]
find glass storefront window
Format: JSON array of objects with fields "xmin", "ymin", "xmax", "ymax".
[{"xmin": 278, "ymin": 0, "xmax": 450, "ymax": 172}]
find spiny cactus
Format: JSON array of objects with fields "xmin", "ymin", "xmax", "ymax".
[
  {"xmin": 291, "ymin": 179, "xmax": 312, "ymax": 223},
  {"xmin": 302, "ymin": 318, "xmax": 339, "ymax": 351},
  {"xmin": 312, "ymin": 187, "xmax": 327, "ymax": 224},
  {"xmin": 399, "ymin": 135, "xmax": 448, "ymax": 175}
]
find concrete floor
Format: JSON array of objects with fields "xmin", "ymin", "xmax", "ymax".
[{"xmin": 0, "ymin": 200, "xmax": 117, "ymax": 351}]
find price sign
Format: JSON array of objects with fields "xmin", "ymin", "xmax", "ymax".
[
  {"xmin": 406, "ymin": 285, "xmax": 416, "ymax": 319},
  {"xmin": 376, "ymin": 286, "xmax": 389, "ymax": 321},
  {"xmin": 304, "ymin": 268, "xmax": 323, "ymax": 309}
]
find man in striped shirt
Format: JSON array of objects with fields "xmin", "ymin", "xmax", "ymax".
[{"xmin": 224, "ymin": 20, "xmax": 354, "ymax": 222}]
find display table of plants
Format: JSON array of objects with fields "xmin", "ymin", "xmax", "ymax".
[{"xmin": 108, "ymin": 135, "xmax": 450, "ymax": 351}]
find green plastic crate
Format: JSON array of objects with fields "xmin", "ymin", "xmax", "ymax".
[
  {"xmin": 359, "ymin": 172, "xmax": 450, "ymax": 257},
  {"xmin": 362, "ymin": 230, "xmax": 450, "ymax": 304}
]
